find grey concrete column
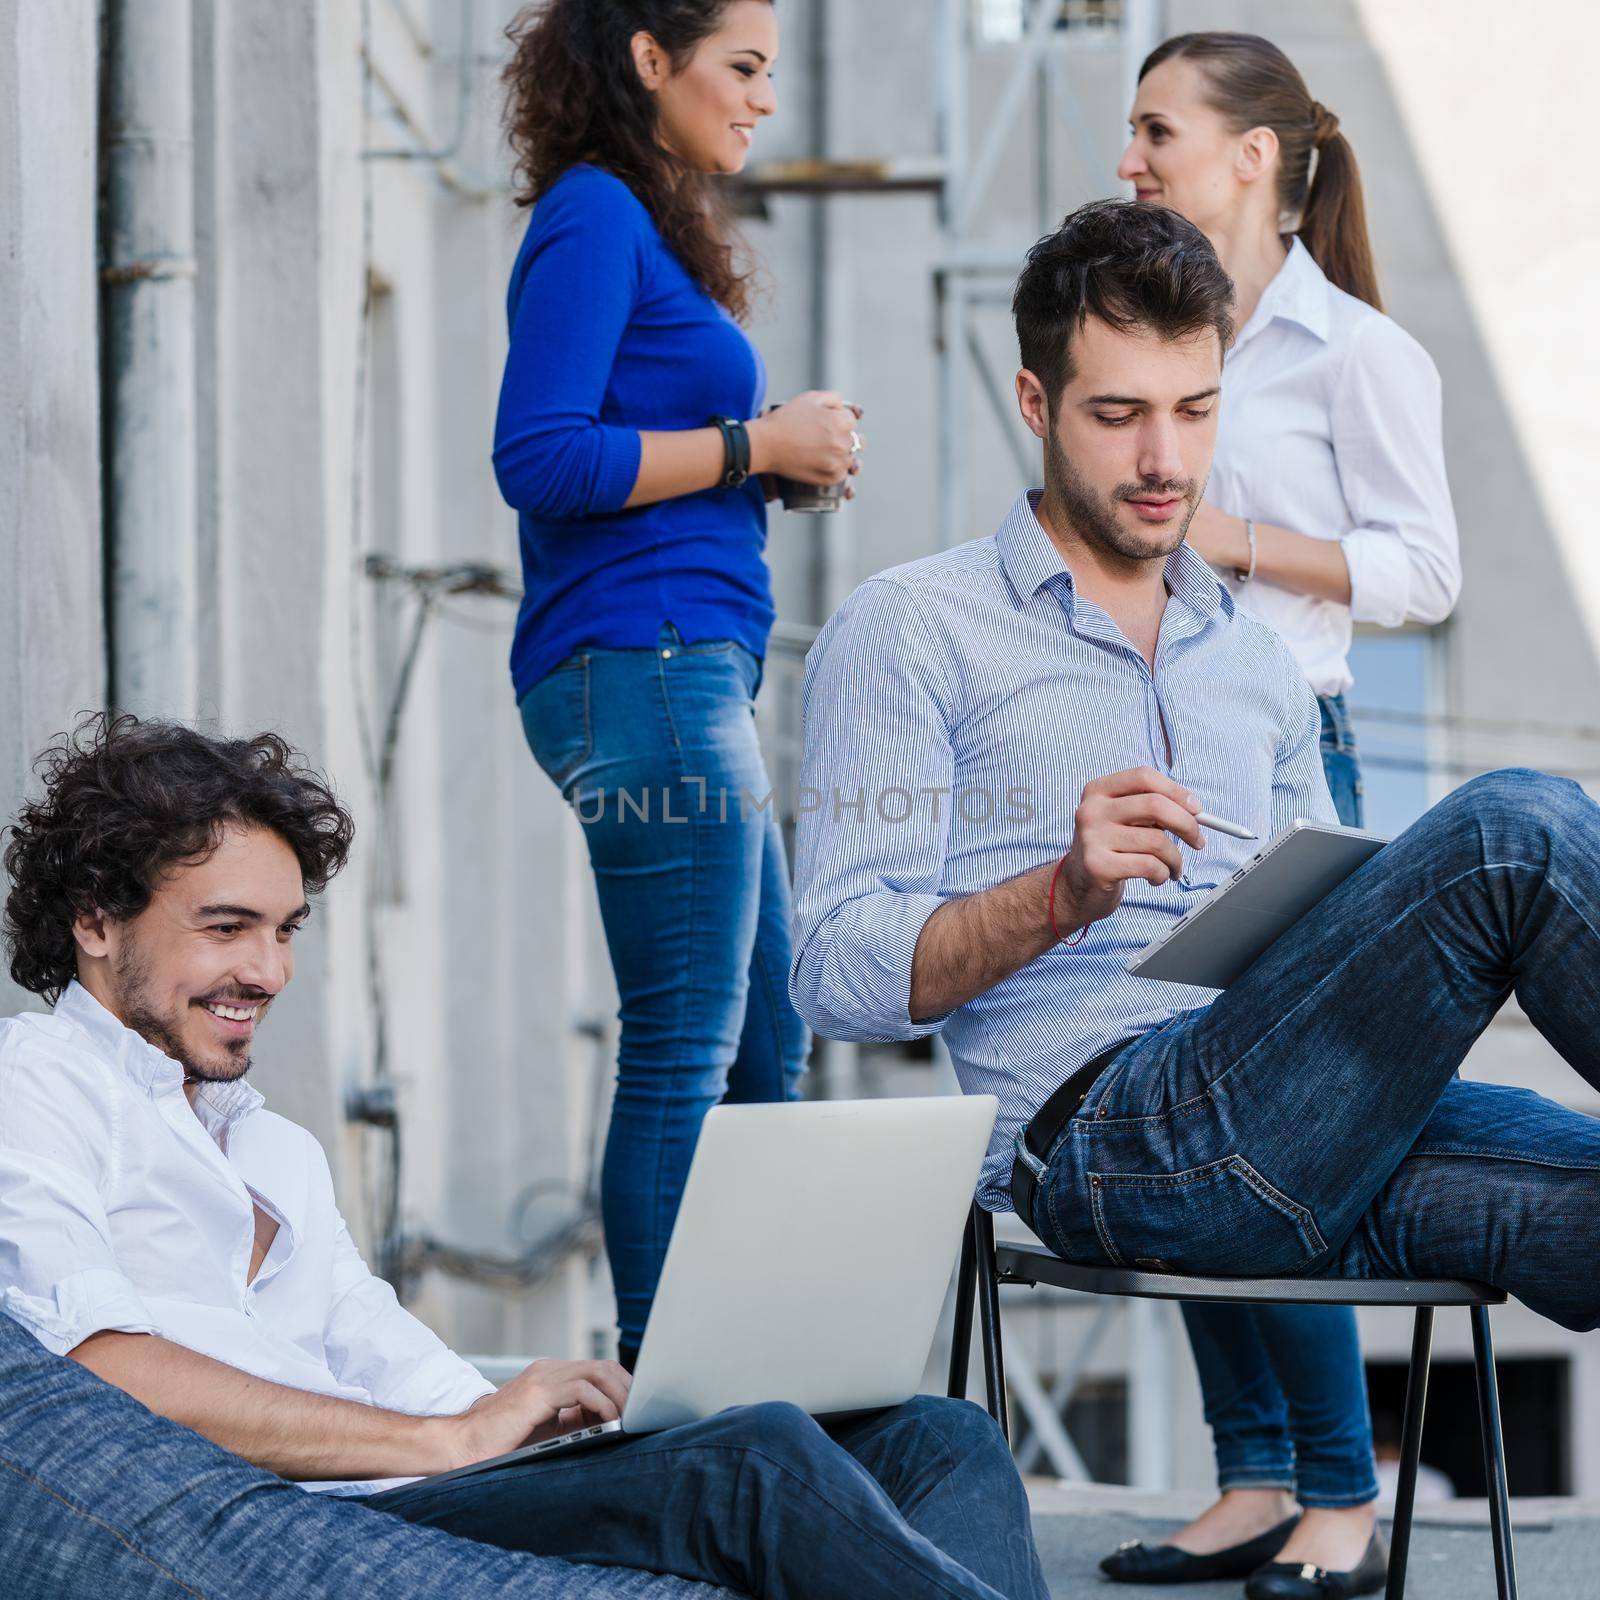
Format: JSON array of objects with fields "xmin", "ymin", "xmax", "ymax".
[
  {"xmin": 0, "ymin": 0, "xmax": 105, "ymax": 1018},
  {"xmin": 103, "ymin": 0, "xmax": 198, "ymax": 719}
]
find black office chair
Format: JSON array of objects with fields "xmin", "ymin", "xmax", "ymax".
[{"xmin": 948, "ymin": 1203, "xmax": 1518, "ymax": 1600}]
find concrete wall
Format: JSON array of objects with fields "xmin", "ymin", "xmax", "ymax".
[
  {"xmin": 0, "ymin": 0, "xmax": 105, "ymax": 1025},
  {"xmin": 0, "ymin": 0, "xmax": 604, "ymax": 1361}
]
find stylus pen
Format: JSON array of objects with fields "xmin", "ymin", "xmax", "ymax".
[{"xmin": 1195, "ymin": 810, "xmax": 1257, "ymax": 841}]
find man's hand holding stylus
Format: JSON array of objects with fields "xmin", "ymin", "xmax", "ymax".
[
  {"xmin": 909, "ymin": 766, "xmax": 1203, "ymax": 1022},
  {"xmin": 1053, "ymin": 766, "xmax": 1206, "ymax": 931}
]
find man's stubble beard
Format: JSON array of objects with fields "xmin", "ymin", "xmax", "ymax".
[
  {"xmin": 112, "ymin": 933, "xmax": 253, "ymax": 1084},
  {"xmin": 1043, "ymin": 426, "xmax": 1203, "ymax": 566}
]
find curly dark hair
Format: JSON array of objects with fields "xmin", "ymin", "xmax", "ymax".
[
  {"xmin": 2, "ymin": 715, "xmax": 355, "ymax": 1004},
  {"xmin": 502, "ymin": 0, "xmax": 770, "ymax": 322},
  {"xmin": 1013, "ymin": 199, "xmax": 1236, "ymax": 410}
]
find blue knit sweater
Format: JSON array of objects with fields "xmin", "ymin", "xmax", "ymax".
[{"xmin": 494, "ymin": 164, "xmax": 773, "ymax": 699}]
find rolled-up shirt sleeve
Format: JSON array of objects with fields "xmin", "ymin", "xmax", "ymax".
[
  {"xmin": 789, "ymin": 578, "xmax": 959, "ymax": 1043},
  {"xmin": 321, "ymin": 1203, "xmax": 494, "ymax": 1416},
  {"xmin": 0, "ymin": 1050, "xmax": 158, "ymax": 1356},
  {"xmin": 1333, "ymin": 316, "xmax": 1461, "ymax": 628}
]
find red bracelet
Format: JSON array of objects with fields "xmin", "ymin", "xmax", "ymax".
[{"xmin": 1048, "ymin": 855, "xmax": 1089, "ymax": 946}]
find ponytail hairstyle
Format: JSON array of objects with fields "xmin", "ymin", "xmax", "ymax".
[
  {"xmin": 1139, "ymin": 32, "xmax": 1382, "ymax": 311},
  {"xmin": 502, "ymin": 0, "xmax": 770, "ymax": 323}
]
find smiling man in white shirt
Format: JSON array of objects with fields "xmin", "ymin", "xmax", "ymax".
[
  {"xmin": 0, "ymin": 719, "xmax": 601, "ymax": 1496},
  {"xmin": 0, "ymin": 713, "xmax": 1048, "ymax": 1600}
]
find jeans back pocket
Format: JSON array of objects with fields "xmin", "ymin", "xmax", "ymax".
[
  {"xmin": 1088, "ymin": 1155, "xmax": 1327, "ymax": 1276},
  {"xmin": 519, "ymin": 655, "xmax": 592, "ymax": 794}
]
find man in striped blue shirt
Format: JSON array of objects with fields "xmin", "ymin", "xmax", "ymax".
[{"xmin": 790, "ymin": 203, "xmax": 1600, "ymax": 1343}]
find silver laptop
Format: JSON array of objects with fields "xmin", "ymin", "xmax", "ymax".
[
  {"xmin": 1128, "ymin": 819, "xmax": 1388, "ymax": 989},
  {"xmin": 422, "ymin": 1094, "xmax": 998, "ymax": 1485}
]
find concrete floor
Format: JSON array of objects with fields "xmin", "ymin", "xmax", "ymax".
[{"xmin": 1027, "ymin": 1484, "xmax": 1599, "ymax": 1598}]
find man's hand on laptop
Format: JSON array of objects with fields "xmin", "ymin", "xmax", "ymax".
[
  {"xmin": 1057, "ymin": 767, "xmax": 1203, "ymax": 927},
  {"xmin": 440, "ymin": 1358, "xmax": 632, "ymax": 1470}
]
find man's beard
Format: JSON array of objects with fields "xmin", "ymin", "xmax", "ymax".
[
  {"xmin": 1044, "ymin": 428, "xmax": 1202, "ymax": 566},
  {"xmin": 112, "ymin": 936, "xmax": 254, "ymax": 1084}
]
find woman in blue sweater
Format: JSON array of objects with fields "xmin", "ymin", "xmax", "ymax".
[{"xmin": 497, "ymin": 0, "xmax": 854, "ymax": 1367}]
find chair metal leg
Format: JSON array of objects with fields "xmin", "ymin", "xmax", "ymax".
[
  {"xmin": 973, "ymin": 1205, "xmax": 1009, "ymax": 1440},
  {"xmin": 947, "ymin": 1203, "xmax": 978, "ymax": 1401},
  {"xmin": 1472, "ymin": 1305, "xmax": 1518, "ymax": 1600},
  {"xmin": 1384, "ymin": 1306, "xmax": 1433, "ymax": 1600}
]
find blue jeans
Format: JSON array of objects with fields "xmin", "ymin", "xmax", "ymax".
[
  {"xmin": 1317, "ymin": 691, "xmax": 1363, "ymax": 830},
  {"xmin": 1178, "ymin": 695, "xmax": 1378, "ymax": 1507},
  {"xmin": 1029, "ymin": 769, "xmax": 1600, "ymax": 1334},
  {"xmin": 520, "ymin": 624, "xmax": 809, "ymax": 1349},
  {"xmin": 0, "ymin": 1312, "xmax": 734, "ymax": 1599},
  {"xmin": 364, "ymin": 1396, "xmax": 1049, "ymax": 1600}
]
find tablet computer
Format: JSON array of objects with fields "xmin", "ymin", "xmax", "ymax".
[{"xmin": 1127, "ymin": 819, "xmax": 1388, "ymax": 989}]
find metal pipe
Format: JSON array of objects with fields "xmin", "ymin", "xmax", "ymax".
[
  {"xmin": 103, "ymin": 0, "xmax": 198, "ymax": 717},
  {"xmin": 1006, "ymin": 1340, "xmax": 1093, "ymax": 1480},
  {"xmin": 1127, "ymin": 1297, "xmax": 1174, "ymax": 1489},
  {"xmin": 952, "ymin": 0, "xmax": 1057, "ymax": 237},
  {"xmin": 805, "ymin": 0, "xmax": 859, "ymax": 1103},
  {"xmin": 1119, "ymin": 0, "xmax": 1162, "ymax": 142},
  {"xmin": 966, "ymin": 324, "xmax": 1037, "ymax": 481},
  {"xmin": 361, "ymin": 49, "xmax": 496, "ymax": 201},
  {"xmin": 935, "ymin": 0, "xmax": 967, "ymax": 233},
  {"xmin": 362, "ymin": 0, "xmax": 496, "ymax": 201},
  {"xmin": 807, "ymin": 0, "xmax": 833, "ymax": 603},
  {"xmin": 1014, "ymin": 1301, "xmax": 1115, "ymax": 1474}
]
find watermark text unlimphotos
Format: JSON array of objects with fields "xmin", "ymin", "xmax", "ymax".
[{"xmin": 566, "ymin": 778, "xmax": 1037, "ymax": 826}]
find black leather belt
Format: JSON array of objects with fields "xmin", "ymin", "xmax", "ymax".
[{"xmin": 1009, "ymin": 1039, "xmax": 1134, "ymax": 1230}]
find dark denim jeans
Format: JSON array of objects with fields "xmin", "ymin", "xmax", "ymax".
[
  {"xmin": 0, "ymin": 1312, "xmax": 735, "ymax": 1599},
  {"xmin": 1178, "ymin": 696, "xmax": 1378, "ymax": 1507},
  {"xmin": 1031, "ymin": 769, "xmax": 1600, "ymax": 1335},
  {"xmin": 520, "ymin": 624, "xmax": 809, "ymax": 1349},
  {"xmin": 363, "ymin": 1396, "xmax": 1050, "ymax": 1600}
]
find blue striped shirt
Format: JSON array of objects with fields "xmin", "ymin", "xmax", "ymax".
[{"xmin": 789, "ymin": 491, "xmax": 1334, "ymax": 1209}]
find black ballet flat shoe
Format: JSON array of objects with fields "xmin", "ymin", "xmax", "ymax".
[
  {"xmin": 1099, "ymin": 1515, "xmax": 1300, "ymax": 1584},
  {"xmin": 1244, "ymin": 1528, "xmax": 1388, "ymax": 1600}
]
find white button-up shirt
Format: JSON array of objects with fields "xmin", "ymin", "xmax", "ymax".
[
  {"xmin": 1208, "ymin": 237, "xmax": 1461, "ymax": 696},
  {"xmin": 0, "ymin": 982, "xmax": 493, "ymax": 1494}
]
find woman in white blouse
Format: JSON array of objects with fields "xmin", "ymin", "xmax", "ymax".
[{"xmin": 1100, "ymin": 32, "xmax": 1461, "ymax": 1600}]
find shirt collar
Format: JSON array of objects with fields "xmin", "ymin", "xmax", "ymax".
[
  {"xmin": 1231, "ymin": 236, "xmax": 1331, "ymax": 351},
  {"xmin": 995, "ymin": 489, "xmax": 1232, "ymax": 623},
  {"xmin": 54, "ymin": 979, "xmax": 266, "ymax": 1125},
  {"xmin": 996, "ymin": 490, "xmax": 1071, "ymax": 602}
]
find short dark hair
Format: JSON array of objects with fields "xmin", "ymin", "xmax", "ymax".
[
  {"xmin": 3, "ymin": 714, "xmax": 355, "ymax": 1003},
  {"xmin": 1012, "ymin": 199, "xmax": 1235, "ymax": 409}
]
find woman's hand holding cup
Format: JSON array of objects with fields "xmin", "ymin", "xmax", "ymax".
[{"xmin": 748, "ymin": 391, "xmax": 863, "ymax": 493}]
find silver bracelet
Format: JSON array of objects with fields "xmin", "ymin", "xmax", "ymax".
[{"xmin": 1237, "ymin": 519, "xmax": 1258, "ymax": 585}]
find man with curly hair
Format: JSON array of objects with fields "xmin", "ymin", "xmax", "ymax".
[{"xmin": 0, "ymin": 715, "xmax": 1048, "ymax": 1600}]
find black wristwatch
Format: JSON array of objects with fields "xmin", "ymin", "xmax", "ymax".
[{"xmin": 708, "ymin": 415, "xmax": 751, "ymax": 488}]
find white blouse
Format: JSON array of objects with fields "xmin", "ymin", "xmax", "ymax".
[{"xmin": 1207, "ymin": 237, "xmax": 1461, "ymax": 697}]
